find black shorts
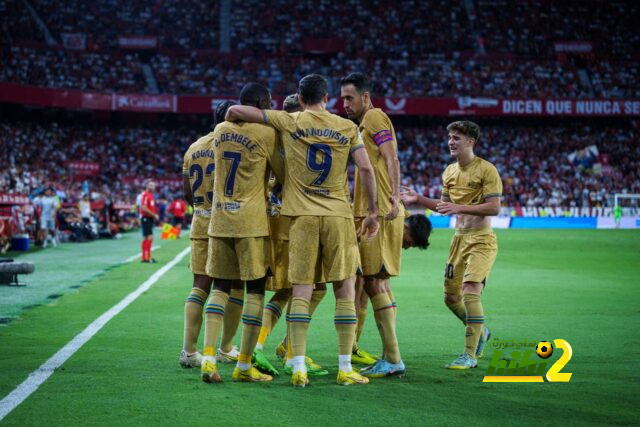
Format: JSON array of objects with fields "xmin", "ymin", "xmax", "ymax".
[
  {"xmin": 141, "ymin": 217, "xmax": 154, "ymax": 237},
  {"xmin": 172, "ymin": 216, "xmax": 185, "ymax": 226}
]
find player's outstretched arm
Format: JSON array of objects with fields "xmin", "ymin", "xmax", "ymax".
[
  {"xmin": 225, "ymin": 105, "xmax": 265, "ymax": 123},
  {"xmin": 436, "ymin": 196, "xmax": 501, "ymax": 216},
  {"xmin": 400, "ymin": 186, "xmax": 439, "ymax": 211},
  {"xmin": 352, "ymin": 147, "xmax": 379, "ymax": 240}
]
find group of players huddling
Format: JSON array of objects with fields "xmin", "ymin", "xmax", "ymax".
[{"xmin": 179, "ymin": 72, "xmax": 502, "ymax": 387}]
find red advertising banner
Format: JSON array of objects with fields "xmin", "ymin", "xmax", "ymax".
[
  {"xmin": 302, "ymin": 38, "xmax": 345, "ymax": 54},
  {"xmin": 66, "ymin": 161, "xmax": 100, "ymax": 176},
  {"xmin": 0, "ymin": 193, "xmax": 31, "ymax": 205},
  {"xmin": 114, "ymin": 94, "xmax": 176, "ymax": 112},
  {"xmin": 0, "ymin": 83, "xmax": 638, "ymax": 117},
  {"xmin": 118, "ymin": 35, "xmax": 158, "ymax": 50}
]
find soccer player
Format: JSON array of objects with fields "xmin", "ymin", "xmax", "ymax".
[
  {"xmin": 340, "ymin": 72, "xmax": 407, "ymax": 377},
  {"xmin": 253, "ymin": 93, "xmax": 329, "ymax": 377},
  {"xmin": 180, "ymin": 101, "xmax": 245, "ymax": 369},
  {"xmin": 400, "ymin": 121, "xmax": 502, "ymax": 370},
  {"xmin": 226, "ymin": 74, "xmax": 379, "ymax": 387},
  {"xmin": 140, "ymin": 180, "xmax": 158, "ymax": 263},
  {"xmin": 200, "ymin": 83, "xmax": 285, "ymax": 383}
]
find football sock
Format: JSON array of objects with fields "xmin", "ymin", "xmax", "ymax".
[
  {"xmin": 447, "ymin": 298, "xmax": 467, "ymax": 325},
  {"xmin": 338, "ymin": 354, "xmax": 352, "ymax": 373},
  {"xmin": 141, "ymin": 239, "xmax": 149, "ymax": 260},
  {"xmin": 147, "ymin": 238, "xmax": 153, "ymax": 259},
  {"xmin": 237, "ymin": 293, "xmax": 264, "ymax": 369},
  {"xmin": 287, "ymin": 297, "xmax": 311, "ymax": 360},
  {"xmin": 257, "ymin": 292, "xmax": 288, "ymax": 350},
  {"xmin": 335, "ymin": 299, "xmax": 357, "ymax": 357},
  {"xmin": 220, "ymin": 288, "xmax": 244, "ymax": 353},
  {"xmin": 387, "ymin": 289, "xmax": 397, "ymax": 318},
  {"xmin": 286, "ymin": 328, "xmax": 294, "ymax": 365},
  {"xmin": 183, "ymin": 287, "xmax": 208, "ymax": 353},
  {"xmin": 463, "ymin": 293, "xmax": 484, "ymax": 357},
  {"xmin": 285, "ymin": 297, "xmax": 294, "ymax": 364},
  {"xmin": 292, "ymin": 355, "xmax": 306, "ymax": 374},
  {"xmin": 371, "ymin": 293, "xmax": 401, "ymax": 363},
  {"xmin": 353, "ymin": 306, "xmax": 367, "ymax": 353},
  {"xmin": 202, "ymin": 290, "xmax": 228, "ymax": 358},
  {"xmin": 309, "ymin": 289, "xmax": 326, "ymax": 315}
]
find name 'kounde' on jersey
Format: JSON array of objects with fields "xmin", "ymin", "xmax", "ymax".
[{"xmin": 183, "ymin": 132, "xmax": 215, "ymax": 239}]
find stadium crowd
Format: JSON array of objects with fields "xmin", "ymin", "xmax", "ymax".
[
  {"xmin": 474, "ymin": 0, "xmax": 639, "ymax": 60},
  {"xmin": 0, "ymin": 46, "xmax": 147, "ymax": 93},
  {"xmin": 1, "ymin": 0, "xmax": 639, "ymax": 98},
  {"xmin": 398, "ymin": 121, "xmax": 640, "ymax": 209},
  {"xmin": 28, "ymin": 0, "xmax": 219, "ymax": 50},
  {"xmin": 2, "ymin": 117, "xmax": 638, "ymax": 211},
  {"xmin": 3, "ymin": 45, "xmax": 638, "ymax": 99}
]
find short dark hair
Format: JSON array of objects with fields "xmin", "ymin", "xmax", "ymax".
[
  {"xmin": 239, "ymin": 83, "xmax": 271, "ymax": 107},
  {"xmin": 406, "ymin": 214, "xmax": 432, "ymax": 250},
  {"xmin": 298, "ymin": 74, "xmax": 328, "ymax": 105},
  {"xmin": 340, "ymin": 72, "xmax": 371, "ymax": 94},
  {"xmin": 283, "ymin": 93, "xmax": 301, "ymax": 113},
  {"xmin": 446, "ymin": 121, "xmax": 481, "ymax": 142},
  {"xmin": 213, "ymin": 100, "xmax": 236, "ymax": 127}
]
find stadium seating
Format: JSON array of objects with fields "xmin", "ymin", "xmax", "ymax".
[
  {"xmin": 1, "ymin": 0, "xmax": 638, "ymax": 97},
  {"xmin": 397, "ymin": 121, "xmax": 640, "ymax": 208},
  {"xmin": 2, "ymin": 117, "xmax": 638, "ymax": 209}
]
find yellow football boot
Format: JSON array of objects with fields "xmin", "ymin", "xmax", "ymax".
[
  {"xmin": 200, "ymin": 356, "xmax": 222, "ymax": 383},
  {"xmin": 337, "ymin": 369, "xmax": 370, "ymax": 386},
  {"xmin": 351, "ymin": 348, "xmax": 378, "ymax": 365},
  {"xmin": 291, "ymin": 371, "xmax": 310, "ymax": 388},
  {"xmin": 232, "ymin": 366, "xmax": 273, "ymax": 382},
  {"xmin": 275, "ymin": 342, "xmax": 287, "ymax": 362}
]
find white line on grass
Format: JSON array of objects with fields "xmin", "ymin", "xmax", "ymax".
[
  {"xmin": 0, "ymin": 246, "xmax": 191, "ymax": 421},
  {"xmin": 123, "ymin": 245, "xmax": 161, "ymax": 263}
]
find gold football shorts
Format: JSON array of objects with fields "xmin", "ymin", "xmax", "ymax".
[
  {"xmin": 288, "ymin": 216, "xmax": 359, "ymax": 285},
  {"xmin": 354, "ymin": 215, "xmax": 403, "ymax": 278},
  {"xmin": 206, "ymin": 236, "xmax": 270, "ymax": 281},
  {"xmin": 267, "ymin": 237, "xmax": 291, "ymax": 291},
  {"xmin": 444, "ymin": 227, "xmax": 498, "ymax": 295},
  {"xmin": 189, "ymin": 238, "xmax": 209, "ymax": 275}
]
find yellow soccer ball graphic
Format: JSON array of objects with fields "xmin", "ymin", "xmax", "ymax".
[{"xmin": 536, "ymin": 341, "xmax": 554, "ymax": 359}]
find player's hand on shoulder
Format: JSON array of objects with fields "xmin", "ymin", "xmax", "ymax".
[
  {"xmin": 385, "ymin": 195, "xmax": 400, "ymax": 220},
  {"xmin": 399, "ymin": 186, "xmax": 418, "ymax": 204}
]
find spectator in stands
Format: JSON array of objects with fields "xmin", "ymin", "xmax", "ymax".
[{"xmin": 78, "ymin": 194, "xmax": 92, "ymax": 224}]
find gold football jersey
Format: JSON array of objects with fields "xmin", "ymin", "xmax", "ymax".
[
  {"xmin": 208, "ymin": 121, "xmax": 284, "ymax": 237},
  {"xmin": 263, "ymin": 109, "xmax": 363, "ymax": 218},
  {"xmin": 353, "ymin": 108, "xmax": 406, "ymax": 218},
  {"xmin": 442, "ymin": 156, "xmax": 502, "ymax": 205},
  {"xmin": 182, "ymin": 132, "xmax": 215, "ymax": 239}
]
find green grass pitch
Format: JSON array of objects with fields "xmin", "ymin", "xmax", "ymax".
[{"xmin": 1, "ymin": 229, "xmax": 639, "ymax": 425}]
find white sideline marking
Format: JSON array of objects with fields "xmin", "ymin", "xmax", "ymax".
[
  {"xmin": 123, "ymin": 245, "xmax": 160, "ymax": 263},
  {"xmin": 0, "ymin": 246, "xmax": 191, "ymax": 421}
]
